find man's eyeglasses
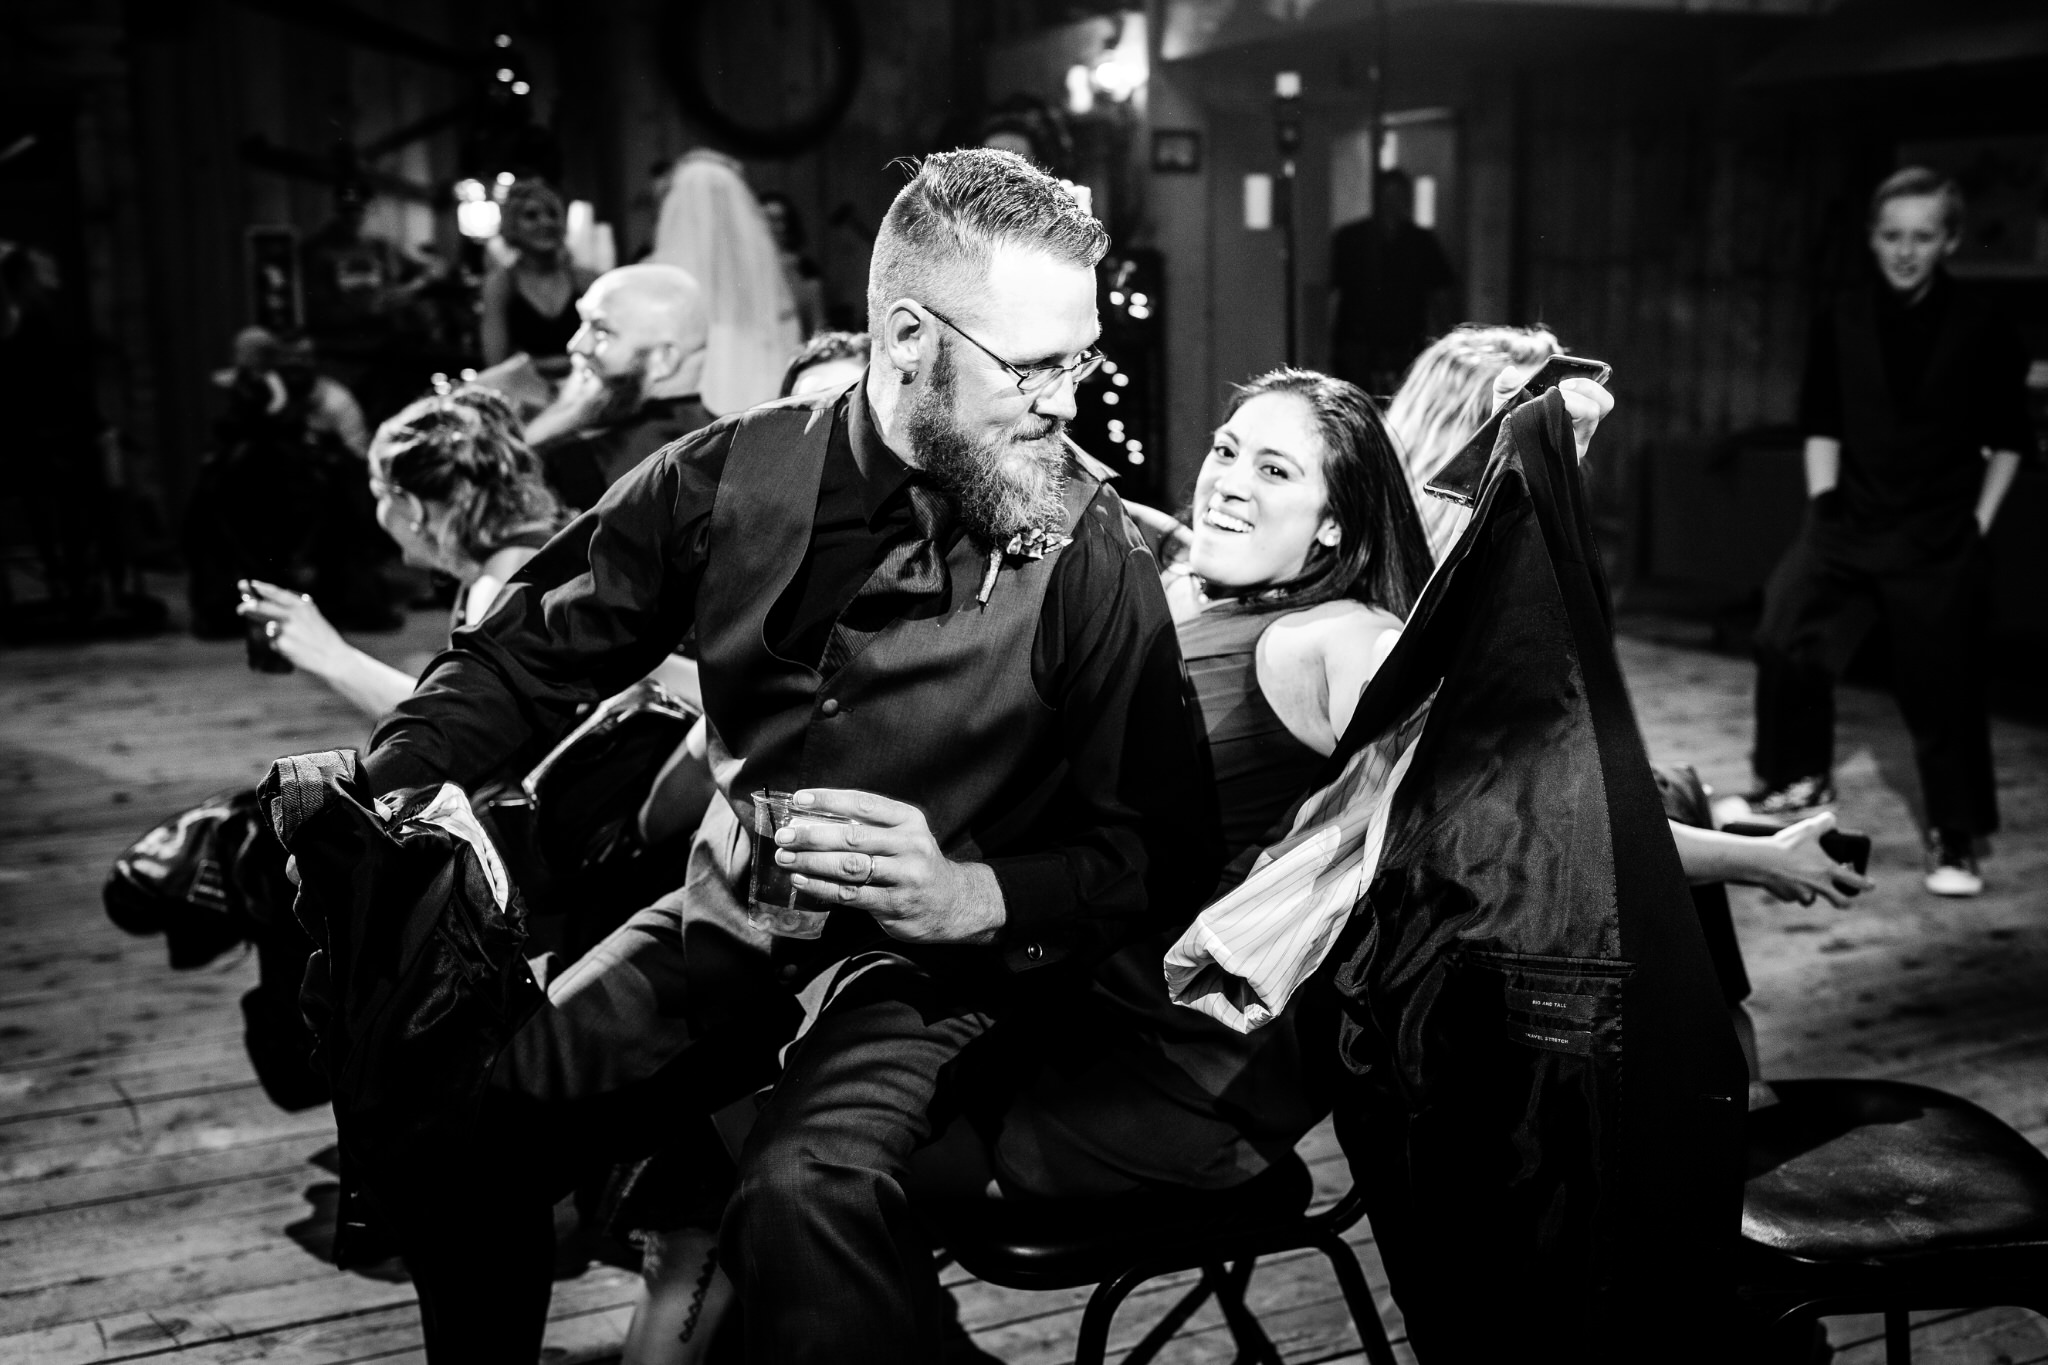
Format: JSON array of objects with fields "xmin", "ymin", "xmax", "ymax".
[{"xmin": 919, "ymin": 303, "xmax": 1105, "ymax": 397}]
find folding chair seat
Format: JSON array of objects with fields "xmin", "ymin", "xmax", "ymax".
[
  {"xmin": 1740, "ymin": 1077, "xmax": 2048, "ymax": 1363},
  {"xmin": 926, "ymin": 1154, "xmax": 1399, "ymax": 1365}
]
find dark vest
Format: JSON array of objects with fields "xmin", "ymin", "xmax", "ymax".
[
  {"xmin": 693, "ymin": 400, "xmax": 1112, "ymax": 965},
  {"xmin": 1835, "ymin": 283, "xmax": 1990, "ymax": 540}
]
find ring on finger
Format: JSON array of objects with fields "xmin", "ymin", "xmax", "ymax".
[{"xmin": 266, "ymin": 620, "xmax": 281, "ymax": 640}]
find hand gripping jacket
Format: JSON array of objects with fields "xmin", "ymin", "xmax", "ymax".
[
  {"xmin": 1324, "ymin": 392, "xmax": 1748, "ymax": 1363},
  {"xmin": 258, "ymin": 750, "xmax": 544, "ymax": 1259}
]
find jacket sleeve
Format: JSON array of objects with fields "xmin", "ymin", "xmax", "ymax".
[
  {"xmin": 987, "ymin": 492, "xmax": 1223, "ymax": 974},
  {"xmin": 363, "ymin": 426, "xmax": 729, "ymax": 796}
]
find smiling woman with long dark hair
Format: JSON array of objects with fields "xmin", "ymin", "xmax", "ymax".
[
  {"xmin": 1163, "ymin": 368, "xmax": 1435, "ymax": 855},
  {"xmin": 899, "ymin": 367, "xmax": 1440, "ymax": 1207}
]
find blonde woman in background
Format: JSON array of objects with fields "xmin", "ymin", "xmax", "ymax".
[
  {"xmin": 481, "ymin": 180, "xmax": 596, "ymax": 371},
  {"xmin": 650, "ymin": 151, "xmax": 802, "ymax": 415},
  {"xmin": 1381, "ymin": 323, "xmax": 1559, "ymax": 563}
]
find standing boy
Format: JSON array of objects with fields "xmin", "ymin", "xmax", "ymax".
[{"xmin": 1751, "ymin": 167, "xmax": 2033, "ymax": 895}]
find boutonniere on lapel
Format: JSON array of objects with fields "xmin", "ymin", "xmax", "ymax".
[{"xmin": 976, "ymin": 525, "xmax": 1074, "ymax": 605}]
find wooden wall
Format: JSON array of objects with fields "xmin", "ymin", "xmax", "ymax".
[
  {"xmin": 8, "ymin": 0, "xmax": 980, "ymax": 530},
  {"xmin": 104, "ymin": 0, "xmax": 472, "ymax": 516},
  {"xmin": 551, "ymin": 0, "xmax": 983, "ymax": 335},
  {"xmin": 1501, "ymin": 33, "xmax": 1873, "ymax": 567},
  {"xmin": 1153, "ymin": 11, "xmax": 1896, "ymax": 569}
]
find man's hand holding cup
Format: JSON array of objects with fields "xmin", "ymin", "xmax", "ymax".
[{"xmin": 776, "ymin": 788, "xmax": 1005, "ymax": 946}]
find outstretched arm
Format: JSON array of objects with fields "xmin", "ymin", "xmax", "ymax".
[
  {"xmin": 238, "ymin": 580, "xmax": 415, "ymax": 721},
  {"xmin": 365, "ymin": 429, "xmax": 727, "ymax": 794},
  {"xmin": 1976, "ymin": 448, "xmax": 2021, "ymax": 534},
  {"xmin": 1670, "ymin": 812, "xmax": 1873, "ymax": 908}
]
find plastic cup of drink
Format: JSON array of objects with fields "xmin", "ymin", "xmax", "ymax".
[{"xmin": 748, "ymin": 790, "xmax": 860, "ymax": 940}]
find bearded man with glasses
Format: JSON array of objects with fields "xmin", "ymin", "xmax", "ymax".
[{"xmin": 352, "ymin": 147, "xmax": 1219, "ymax": 1362}]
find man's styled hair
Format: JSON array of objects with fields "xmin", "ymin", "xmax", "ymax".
[
  {"xmin": 866, "ymin": 148, "xmax": 1107, "ymax": 334},
  {"xmin": 1869, "ymin": 166, "xmax": 1965, "ymax": 236}
]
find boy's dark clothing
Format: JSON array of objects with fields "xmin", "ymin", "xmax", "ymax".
[
  {"xmin": 1795, "ymin": 273, "xmax": 2032, "ymax": 542},
  {"xmin": 1754, "ymin": 273, "xmax": 2032, "ymax": 836}
]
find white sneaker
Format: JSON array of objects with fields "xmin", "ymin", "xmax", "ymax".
[{"xmin": 1924, "ymin": 830, "xmax": 1983, "ymax": 897}]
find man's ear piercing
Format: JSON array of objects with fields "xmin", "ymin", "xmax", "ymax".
[{"xmin": 900, "ymin": 369, "xmax": 916, "ymax": 385}]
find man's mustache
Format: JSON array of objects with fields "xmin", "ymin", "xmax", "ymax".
[{"xmin": 1011, "ymin": 415, "xmax": 1063, "ymax": 444}]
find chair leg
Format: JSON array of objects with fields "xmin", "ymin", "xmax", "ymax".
[
  {"xmin": 1079, "ymin": 1265, "xmax": 1192, "ymax": 1365},
  {"xmin": 1316, "ymin": 1231, "xmax": 1400, "ymax": 1365},
  {"xmin": 1210, "ymin": 1259, "xmax": 1283, "ymax": 1365},
  {"xmin": 1884, "ymin": 1309, "xmax": 1912, "ymax": 1365}
]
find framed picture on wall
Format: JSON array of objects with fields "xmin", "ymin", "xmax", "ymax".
[{"xmin": 1151, "ymin": 130, "xmax": 1202, "ymax": 174}]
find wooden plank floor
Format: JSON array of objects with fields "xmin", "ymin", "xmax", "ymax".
[{"xmin": 2, "ymin": 600, "xmax": 2044, "ymax": 1363}]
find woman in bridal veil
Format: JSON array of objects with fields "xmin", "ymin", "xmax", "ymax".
[{"xmin": 649, "ymin": 151, "xmax": 804, "ymax": 416}]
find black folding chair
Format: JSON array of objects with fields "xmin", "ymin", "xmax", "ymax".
[
  {"xmin": 1740, "ymin": 1077, "xmax": 2048, "ymax": 1363},
  {"xmin": 928, "ymin": 1154, "xmax": 1399, "ymax": 1365}
]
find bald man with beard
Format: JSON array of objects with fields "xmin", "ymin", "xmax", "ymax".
[{"xmin": 527, "ymin": 262, "xmax": 719, "ymax": 511}]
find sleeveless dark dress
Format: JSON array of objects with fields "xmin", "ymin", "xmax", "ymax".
[
  {"xmin": 449, "ymin": 527, "xmax": 558, "ymax": 636},
  {"xmin": 989, "ymin": 603, "xmax": 1333, "ymax": 1196},
  {"xmin": 505, "ymin": 278, "xmax": 580, "ymax": 359},
  {"xmin": 1180, "ymin": 604, "xmax": 1330, "ymax": 858}
]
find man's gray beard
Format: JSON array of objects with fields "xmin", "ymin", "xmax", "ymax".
[
  {"xmin": 579, "ymin": 354, "xmax": 656, "ymax": 428},
  {"xmin": 904, "ymin": 341, "xmax": 1069, "ymax": 547}
]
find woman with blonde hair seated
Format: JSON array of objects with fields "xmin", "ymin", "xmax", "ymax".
[{"xmin": 1382, "ymin": 322, "xmax": 1560, "ymax": 563}]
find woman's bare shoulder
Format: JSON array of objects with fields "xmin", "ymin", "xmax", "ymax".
[{"xmin": 1260, "ymin": 599, "xmax": 1401, "ymax": 657}]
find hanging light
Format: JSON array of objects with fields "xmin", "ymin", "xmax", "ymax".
[
  {"xmin": 454, "ymin": 179, "xmax": 501, "ymax": 239},
  {"xmin": 1090, "ymin": 14, "xmax": 1149, "ymax": 104}
]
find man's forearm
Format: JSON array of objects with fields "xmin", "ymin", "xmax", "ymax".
[
  {"xmin": 1803, "ymin": 436, "xmax": 1841, "ymax": 498},
  {"xmin": 523, "ymin": 400, "xmax": 587, "ymax": 449},
  {"xmin": 1976, "ymin": 448, "xmax": 2022, "ymax": 533}
]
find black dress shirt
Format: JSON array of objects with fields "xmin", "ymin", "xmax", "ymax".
[
  {"xmin": 368, "ymin": 383, "xmax": 1215, "ymax": 963},
  {"xmin": 538, "ymin": 394, "xmax": 717, "ymax": 514},
  {"xmin": 1798, "ymin": 273, "xmax": 2033, "ymax": 457}
]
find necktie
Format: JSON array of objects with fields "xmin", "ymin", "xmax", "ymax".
[{"xmin": 818, "ymin": 479, "xmax": 955, "ymax": 675}]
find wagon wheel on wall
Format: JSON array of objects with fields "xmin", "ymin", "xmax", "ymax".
[{"xmin": 659, "ymin": 0, "xmax": 864, "ymax": 159}]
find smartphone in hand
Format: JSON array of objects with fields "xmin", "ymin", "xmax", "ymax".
[{"xmin": 1723, "ymin": 820, "xmax": 1873, "ymax": 882}]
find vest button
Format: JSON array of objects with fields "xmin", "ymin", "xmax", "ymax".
[
  {"xmin": 820, "ymin": 698, "xmax": 841, "ymax": 717},
  {"xmin": 1024, "ymin": 942, "xmax": 1045, "ymax": 962}
]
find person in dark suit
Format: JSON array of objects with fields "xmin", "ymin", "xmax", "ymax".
[
  {"xmin": 1329, "ymin": 168, "xmax": 1456, "ymax": 397},
  {"xmin": 1749, "ymin": 167, "xmax": 2033, "ymax": 897}
]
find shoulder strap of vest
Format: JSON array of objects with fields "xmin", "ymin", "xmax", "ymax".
[
  {"xmin": 1058, "ymin": 437, "xmax": 1117, "ymax": 536},
  {"xmin": 720, "ymin": 394, "xmax": 837, "ymax": 500}
]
